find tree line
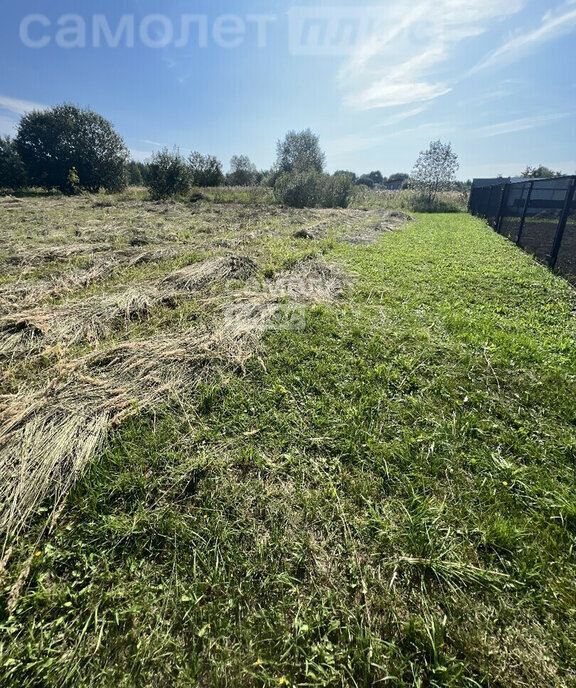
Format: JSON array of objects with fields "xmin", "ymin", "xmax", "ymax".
[{"xmin": 0, "ymin": 103, "xmax": 487, "ymax": 208}]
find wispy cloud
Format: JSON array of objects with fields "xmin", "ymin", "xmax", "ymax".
[
  {"xmin": 338, "ymin": 0, "xmax": 528, "ymax": 110},
  {"xmin": 0, "ymin": 95, "xmax": 47, "ymax": 116},
  {"xmin": 0, "ymin": 94, "xmax": 48, "ymax": 137},
  {"xmin": 475, "ymin": 112, "xmax": 571, "ymax": 137},
  {"xmin": 471, "ymin": 2, "xmax": 576, "ymax": 73},
  {"xmin": 377, "ymin": 106, "xmax": 428, "ymax": 127},
  {"xmin": 456, "ymin": 87, "xmax": 516, "ymax": 109},
  {"xmin": 140, "ymin": 139, "xmax": 163, "ymax": 147}
]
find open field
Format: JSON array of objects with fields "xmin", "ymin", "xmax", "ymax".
[{"xmin": 1, "ymin": 193, "xmax": 576, "ymax": 687}]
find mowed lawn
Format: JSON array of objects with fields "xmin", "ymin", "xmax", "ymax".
[{"xmin": 2, "ymin": 212, "xmax": 576, "ymax": 687}]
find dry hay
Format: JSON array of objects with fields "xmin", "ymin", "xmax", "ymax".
[
  {"xmin": 221, "ymin": 259, "xmax": 349, "ymax": 337},
  {"xmin": 2, "ymin": 243, "xmax": 114, "ymax": 271},
  {"xmin": 0, "ymin": 287, "xmax": 160, "ymax": 356},
  {"xmin": 0, "ymin": 246, "xmax": 188, "ymax": 317},
  {"xmin": 0, "ymin": 256, "xmax": 258, "ymax": 356},
  {"xmin": 162, "ymin": 256, "xmax": 257, "ymax": 290},
  {"xmin": 0, "ymin": 258, "xmax": 348, "ymax": 538},
  {"xmin": 342, "ymin": 211, "xmax": 415, "ymax": 244},
  {"xmin": 216, "ymin": 230, "xmax": 267, "ymax": 248},
  {"xmin": 383, "ymin": 210, "xmax": 415, "ymax": 223},
  {"xmin": 0, "ymin": 329, "xmax": 236, "ymax": 537}
]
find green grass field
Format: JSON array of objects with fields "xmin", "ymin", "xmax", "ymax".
[{"xmin": 1, "ymin": 205, "xmax": 576, "ymax": 687}]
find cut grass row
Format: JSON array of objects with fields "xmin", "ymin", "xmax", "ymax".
[{"xmin": 1, "ymin": 210, "xmax": 576, "ymax": 686}]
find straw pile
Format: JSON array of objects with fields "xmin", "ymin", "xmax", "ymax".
[
  {"xmin": 0, "ymin": 256, "xmax": 258, "ymax": 356},
  {"xmin": 0, "ymin": 258, "xmax": 347, "ymax": 537}
]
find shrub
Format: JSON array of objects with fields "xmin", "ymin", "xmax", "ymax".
[
  {"xmin": 66, "ymin": 167, "xmax": 81, "ymax": 195},
  {"xmin": 320, "ymin": 172, "xmax": 356, "ymax": 208},
  {"xmin": 146, "ymin": 149, "xmax": 191, "ymax": 199},
  {"xmin": 274, "ymin": 171, "xmax": 355, "ymax": 208},
  {"xmin": 188, "ymin": 152, "xmax": 224, "ymax": 187},
  {"xmin": 273, "ymin": 170, "xmax": 322, "ymax": 208}
]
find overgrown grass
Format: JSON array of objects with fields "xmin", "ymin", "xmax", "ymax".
[
  {"xmin": 351, "ymin": 189, "xmax": 469, "ymax": 213},
  {"xmin": 1, "ymin": 212, "xmax": 576, "ymax": 687}
]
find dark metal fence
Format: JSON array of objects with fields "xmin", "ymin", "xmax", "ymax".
[{"xmin": 469, "ymin": 176, "xmax": 576, "ymax": 278}]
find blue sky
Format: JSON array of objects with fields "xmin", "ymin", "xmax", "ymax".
[{"xmin": 0, "ymin": 0, "xmax": 575, "ymax": 179}]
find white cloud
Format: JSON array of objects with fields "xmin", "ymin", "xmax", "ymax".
[
  {"xmin": 475, "ymin": 112, "xmax": 571, "ymax": 137},
  {"xmin": 0, "ymin": 94, "xmax": 48, "ymax": 138},
  {"xmin": 0, "ymin": 95, "xmax": 47, "ymax": 116},
  {"xmin": 339, "ymin": 0, "xmax": 528, "ymax": 110},
  {"xmin": 471, "ymin": 2, "xmax": 576, "ymax": 73},
  {"xmin": 347, "ymin": 81, "xmax": 451, "ymax": 110},
  {"xmin": 140, "ymin": 139, "xmax": 163, "ymax": 147},
  {"xmin": 377, "ymin": 106, "xmax": 428, "ymax": 127}
]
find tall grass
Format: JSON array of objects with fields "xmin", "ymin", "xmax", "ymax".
[{"xmin": 351, "ymin": 188, "xmax": 469, "ymax": 213}]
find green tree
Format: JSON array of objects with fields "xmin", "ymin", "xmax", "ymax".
[
  {"xmin": 0, "ymin": 137, "xmax": 27, "ymax": 190},
  {"xmin": 227, "ymin": 155, "xmax": 257, "ymax": 186},
  {"xmin": 411, "ymin": 140, "xmax": 459, "ymax": 203},
  {"xmin": 356, "ymin": 175, "xmax": 375, "ymax": 189},
  {"xmin": 126, "ymin": 161, "xmax": 144, "ymax": 186},
  {"xmin": 367, "ymin": 171, "xmax": 384, "ymax": 185},
  {"xmin": 387, "ymin": 173, "xmax": 410, "ymax": 184},
  {"xmin": 275, "ymin": 129, "xmax": 325, "ymax": 174},
  {"xmin": 188, "ymin": 152, "xmax": 224, "ymax": 187},
  {"xmin": 146, "ymin": 148, "xmax": 191, "ymax": 199},
  {"xmin": 334, "ymin": 170, "xmax": 357, "ymax": 183},
  {"xmin": 16, "ymin": 104, "xmax": 129, "ymax": 192},
  {"xmin": 521, "ymin": 165, "xmax": 563, "ymax": 179}
]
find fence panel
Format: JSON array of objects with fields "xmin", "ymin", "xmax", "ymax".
[
  {"xmin": 469, "ymin": 176, "xmax": 576, "ymax": 280},
  {"xmin": 499, "ymin": 182, "xmax": 529, "ymax": 243},
  {"xmin": 518, "ymin": 178, "xmax": 574, "ymax": 263},
  {"xmin": 555, "ymin": 195, "xmax": 576, "ymax": 276}
]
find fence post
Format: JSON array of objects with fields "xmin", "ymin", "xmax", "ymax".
[
  {"xmin": 495, "ymin": 183, "xmax": 509, "ymax": 234},
  {"xmin": 549, "ymin": 179, "xmax": 576, "ymax": 269},
  {"xmin": 516, "ymin": 181, "xmax": 534, "ymax": 246}
]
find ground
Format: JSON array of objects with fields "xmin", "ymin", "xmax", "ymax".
[{"xmin": 0, "ymin": 191, "xmax": 575, "ymax": 687}]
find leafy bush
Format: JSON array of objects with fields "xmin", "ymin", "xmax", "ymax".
[
  {"xmin": 188, "ymin": 152, "xmax": 224, "ymax": 187},
  {"xmin": 273, "ymin": 171, "xmax": 322, "ymax": 208},
  {"xmin": 274, "ymin": 171, "xmax": 355, "ymax": 208},
  {"xmin": 320, "ymin": 172, "xmax": 356, "ymax": 208},
  {"xmin": 146, "ymin": 149, "xmax": 191, "ymax": 199}
]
